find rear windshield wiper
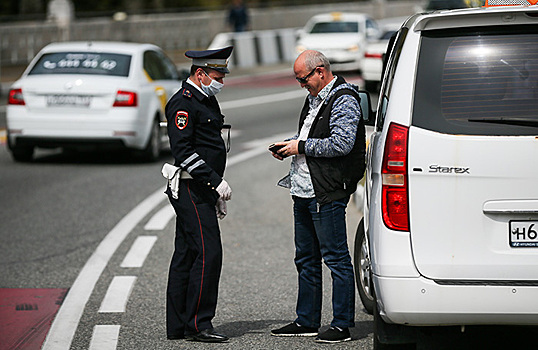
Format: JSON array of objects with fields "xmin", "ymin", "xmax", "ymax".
[{"xmin": 468, "ymin": 118, "xmax": 538, "ymax": 128}]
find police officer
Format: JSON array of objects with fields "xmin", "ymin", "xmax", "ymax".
[{"xmin": 164, "ymin": 46, "xmax": 233, "ymax": 343}]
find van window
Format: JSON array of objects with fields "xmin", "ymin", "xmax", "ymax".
[
  {"xmin": 376, "ymin": 28, "xmax": 408, "ymax": 131},
  {"xmin": 413, "ymin": 25, "xmax": 538, "ymax": 136}
]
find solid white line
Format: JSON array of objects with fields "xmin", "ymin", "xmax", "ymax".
[
  {"xmin": 99, "ymin": 276, "xmax": 137, "ymax": 313},
  {"xmin": 228, "ymin": 143, "xmax": 276, "ymax": 167},
  {"xmin": 219, "ymin": 76, "xmax": 363, "ymax": 111},
  {"xmin": 42, "ymin": 190, "xmax": 166, "ymax": 350},
  {"xmin": 120, "ymin": 236, "xmax": 158, "ymax": 268},
  {"xmin": 242, "ymin": 132, "xmax": 293, "ymax": 150},
  {"xmin": 89, "ymin": 325, "xmax": 121, "ymax": 350},
  {"xmin": 228, "ymin": 132, "xmax": 292, "ymax": 167},
  {"xmin": 220, "ymin": 89, "xmax": 305, "ymax": 110},
  {"xmin": 144, "ymin": 205, "xmax": 175, "ymax": 231}
]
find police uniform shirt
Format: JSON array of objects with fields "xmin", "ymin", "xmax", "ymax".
[{"xmin": 165, "ymin": 79, "xmax": 227, "ymax": 191}]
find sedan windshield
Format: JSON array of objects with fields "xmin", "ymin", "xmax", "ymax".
[
  {"xmin": 310, "ymin": 21, "xmax": 359, "ymax": 34},
  {"xmin": 29, "ymin": 52, "xmax": 132, "ymax": 77}
]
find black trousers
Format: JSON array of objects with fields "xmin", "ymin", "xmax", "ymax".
[{"xmin": 166, "ymin": 180, "xmax": 222, "ymax": 337}]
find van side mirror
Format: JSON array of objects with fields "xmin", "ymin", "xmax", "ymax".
[{"xmin": 358, "ymin": 90, "xmax": 376, "ymax": 126}]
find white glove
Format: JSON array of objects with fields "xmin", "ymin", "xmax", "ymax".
[
  {"xmin": 161, "ymin": 163, "xmax": 180, "ymax": 199},
  {"xmin": 216, "ymin": 179, "xmax": 232, "ymax": 201},
  {"xmin": 216, "ymin": 198, "xmax": 227, "ymax": 219}
]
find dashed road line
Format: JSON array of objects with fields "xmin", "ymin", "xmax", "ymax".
[
  {"xmin": 120, "ymin": 236, "xmax": 158, "ymax": 268},
  {"xmin": 98, "ymin": 276, "xmax": 137, "ymax": 313},
  {"xmin": 143, "ymin": 205, "xmax": 174, "ymax": 231},
  {"xmin": 42, "ymin": 190, "xmax": 165, "ymax": 350},
  {"xmin": 89, "ymin": 325, "xmax": 121, "ymax": 350}
]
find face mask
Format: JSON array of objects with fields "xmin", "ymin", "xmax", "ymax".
[{"xmin": 200, "ymin": 70, "xmax": 224, "ymax": 96}]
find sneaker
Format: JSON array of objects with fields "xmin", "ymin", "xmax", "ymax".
[
  {"xmin": 271, "ymin": 322, "xmax": 318, "ymax": 337},
  {"xmin": 315, "ymin": 326, "xmax": 351, "ymax": 343}
]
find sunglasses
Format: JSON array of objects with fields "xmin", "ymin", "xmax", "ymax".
[{"xmin": 296, "ymin": 65, "xmax": 324, "ymax": 84}]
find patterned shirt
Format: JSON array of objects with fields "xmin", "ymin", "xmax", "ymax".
[{"xmin": 289, "ymin": 77, "xmax": 361, "ymax": 198}]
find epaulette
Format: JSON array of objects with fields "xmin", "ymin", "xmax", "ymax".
[{"xmin": 182, "ymin": 88, "xmax": 192, "ymax": 99}]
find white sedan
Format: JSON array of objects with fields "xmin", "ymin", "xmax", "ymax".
[
  {"xmin": 6, "ymin": 41, "xmax": 181, "ymax": 162},
  {"xmin": 295, "ymin": 12, "xmax": 380, "ymax": 73},
  {"xmin": 361, "ymin": 29, "xmax": 397, "ymax": 92}
]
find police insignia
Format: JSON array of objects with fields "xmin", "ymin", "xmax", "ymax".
[
  {"xmin": 182, "ymin": 89, "xmax": 192, "ymax": 98},
  {"xmin": 175, "ymin": 111, "xmax": 189, "ymax": 130}
]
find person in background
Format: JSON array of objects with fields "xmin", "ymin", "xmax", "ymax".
[
  {"xmin": 228, "ymin": 0, "xmax": 249, "ymax": 32},
  {"xmin": 269, "ymin": 50, "xmax": 366, "ymax": 344}
]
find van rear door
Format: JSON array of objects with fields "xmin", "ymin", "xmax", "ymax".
[{"xmin": 407, "ymin": 25, "xmax": 538, "ymax": 282}]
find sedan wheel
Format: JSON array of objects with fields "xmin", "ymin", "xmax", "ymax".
[{"xmin": 140, "ymin": 119, "xmax": 161, "ymax": 162}]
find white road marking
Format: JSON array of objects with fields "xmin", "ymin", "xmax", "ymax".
[
  {"xmin": 42, "ymin": 190, "xmax": 165, "ymax": 350},
  {"xmin": 242, "ymin": 132, "xmax": 294, "ymax": 150},
  {"xmin": 120, "ymin": 236, "xmax": 158, "ymax": 268},
  {"xmin": 99, "ymin": 276, "xmax": 137, "ymax": 313},
  {"xmin": 229, "ymin": 132, "xmax": 293, "ymax": 167},
  {"xmin": 220, "ymin": 89, "xmax": 305, "ymax": 110},
  {"xmin": 219, "ymin": 77, "xmax": 363, "ymax": 111},
  {"xmin": 89, "ymin": 325, "xmax": 121, "ymax": 350},
  {"xmin": 143, "ymin": 205, "xmax": 175, "ymax": 231}
]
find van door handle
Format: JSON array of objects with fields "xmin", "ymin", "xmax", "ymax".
[{"xmin": 483, "ymin": 200, "xmax": 538, "ymax": 214}]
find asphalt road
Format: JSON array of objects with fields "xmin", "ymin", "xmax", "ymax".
[{"xmin": 0, "ymin": 68, "xmax": 374, "ymax": 350}]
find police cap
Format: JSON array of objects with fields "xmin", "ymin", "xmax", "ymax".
[{"xmin": 185, "ymin": 46, "xmax": 233, "ymax": 74}]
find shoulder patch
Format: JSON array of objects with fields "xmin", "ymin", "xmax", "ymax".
[
  {"xmin": 175, "ymin": 111, "xmax": 189, "ymax": 130},
  {"xmin": 182, "ymin": 89, "xmax": 192, "ymax": 98}
]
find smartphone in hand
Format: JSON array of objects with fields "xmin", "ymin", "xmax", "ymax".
[{"xmin": 268, "ymin": 143, "xmax": 288, "ymax": 158}]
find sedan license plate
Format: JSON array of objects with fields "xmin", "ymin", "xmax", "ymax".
[
  {"xmin": 46, "ymin": 94, "xmax": 91, "ymax": 107},
  {"xmin": 509, "ymin": 220, "xmax": 538, "ymax": 247}
]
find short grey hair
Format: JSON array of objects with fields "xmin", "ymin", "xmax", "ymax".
[{"xmin": 303, "ymin": 50, "xmax": 331, "ymax": 72}]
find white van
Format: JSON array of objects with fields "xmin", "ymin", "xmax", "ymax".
[{"xmin": 354, "ymin": 4, "xmax": 538, "ymax": 348}]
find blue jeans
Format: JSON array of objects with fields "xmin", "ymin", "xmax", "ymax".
[{"xmin": 293, "ymin": 196, "xmax": 355, "ymax": 329}]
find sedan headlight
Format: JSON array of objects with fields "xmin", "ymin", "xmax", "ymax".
[
  {"xmin": 296, "ymin": 45, "xmax": 307, "ymax": 53},
  {"xmin": 347, "ymin": 44, "xmax": 359, "ymax": 52}
]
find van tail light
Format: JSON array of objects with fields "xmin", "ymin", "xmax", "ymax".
[
  {"xmin": 113, "ymin": 90, "xmax": 138, "ymax": 107},
  {"xmin": 8, "ymin": 88, "xmax": 25, "ymax": 105},
  {"xmin": 381, "ymin": 122, "xmax": 409, "ymax": 231}
]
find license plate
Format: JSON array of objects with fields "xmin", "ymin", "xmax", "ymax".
[
  {"xmin": 46, "ymin": 94, "xmax": 92, "ymax": 107},
  {"xmin": 509, "ymin": 220, "xmax": 538, "ymax": 247}
]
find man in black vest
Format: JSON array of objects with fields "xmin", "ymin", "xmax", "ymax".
[
  {"xmin": 270, "ymin": 50, "xmax": 365, "ymax": 343},
  {"xmin": 163, "ymin": 46, "xmax": 233, "ymax": 343}
]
